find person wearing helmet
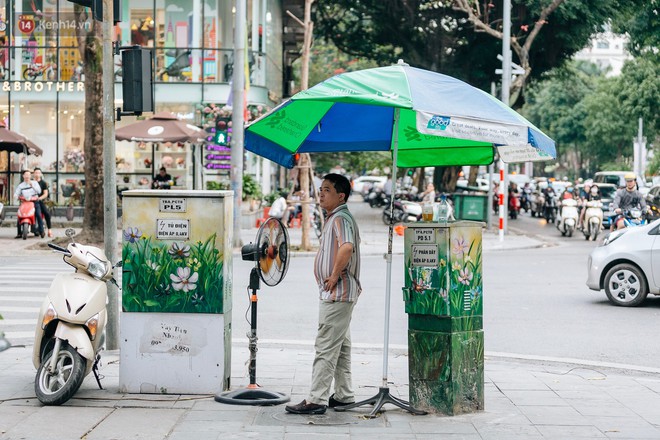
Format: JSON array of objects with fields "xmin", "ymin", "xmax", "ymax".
[
  {"xmin": 558, "ymin": 185, "xmax": 575, "ymax": 217},
  {"xmin": 578, "ymin": 183, "xmax": 600, "ymax": 230},
  {"xmin": 611, "ymin": 173, "xmax": 646, "ymax": 230}
]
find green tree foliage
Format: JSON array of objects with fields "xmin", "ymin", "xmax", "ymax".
[
  {"xmin": 522, "ymin": 62, "xmax": 600, "ymax": 168},
  {"xmin": 523, "ymin": 56, "xmax": 659, "ymax": 176},
  {"xmin": 313, "ymin": 0, "xmax": 643, "ymax": 104},
  {"xmin": 302, "ymin": 39, "xmax": 389, "ymax": 176},
  {"xmin": 583, "ymin": 56, "xmax": 660, "ymax": 170},
  {"xmin": 611, "ymin": 0, "xmax": 660, "ymax": 56}
]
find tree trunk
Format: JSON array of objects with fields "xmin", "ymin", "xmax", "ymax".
[
  {"xmin": 75, "ymin": 9, "xmax": 104, "ymax": 243},
  {"xmin": 468, "ymin": 166, "xmax": 479, "ymax": 186},
  {"xmin": 433, "ymin": 166, "xmax": 462, "ymax": 193}
]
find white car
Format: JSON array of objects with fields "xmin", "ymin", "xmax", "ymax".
[
  {"xmin": 586, "ymin": 219, "xmax": 660, "ymax": 306},
  {"xmin": 352, "ymin": 176, "xmax": 387, "ymax": 199}
]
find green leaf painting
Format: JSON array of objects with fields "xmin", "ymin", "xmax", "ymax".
[{"xmin": 122, "ymin": 228, "xmax": 224, "ymax": 314}]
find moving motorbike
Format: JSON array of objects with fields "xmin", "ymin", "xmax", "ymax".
[
  {"xmin": 17, "ymin": 195, "xmax": 38, "ymax": 240},
  {"xmin": 556, "ymin": 198, "xmax": 578, "ymax": 237},
  {"xmin": 508, "ymin": 191, "xmax": 520, "ymax": 219},
  {"xmin": 382, "ymin": 199, "xmax": 423, "ymax": 225},
  {"xmin": 33, "ymin": 229, "xmax": 120, "ymax": 405},
  {"xmin": 620, "ymin": 206, "xmax": 648, "ymax": 228},
  {"xmin": 543, "ymin": 192, "xmax": 558, "ymax": 223},
  {"xmin": 582, "ymin": 200, "xmax": 603, "ymax": 241},
  {"xmin": 367, "ymin": 187, "xmax": 389, "ymax": 208}
]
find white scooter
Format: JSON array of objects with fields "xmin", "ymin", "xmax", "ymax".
[
  {"xmin": 557, "ymin": 198, "xmax": 578, "ymax": 237},
  {"xmin": 32, "ymin": 229, "xmax": 120, "ymax": 405},
  {"xmin": 582, "ymin": 200, "xmax": 603, "ymax": 241}
]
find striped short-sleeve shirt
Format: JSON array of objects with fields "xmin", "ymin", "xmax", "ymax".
[{"xmin": 313, "ymin": 204, "xmax": 361, "ymax": 302}]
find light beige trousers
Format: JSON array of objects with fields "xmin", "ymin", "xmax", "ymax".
[{"xmin": 308, "ymin": 300, "xmax": 356, "ymax": 405}]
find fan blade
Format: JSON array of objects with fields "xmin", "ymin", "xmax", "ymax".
[{"xmin": 260, "ymin": 252, "xmax": 274, "ymax": 273}]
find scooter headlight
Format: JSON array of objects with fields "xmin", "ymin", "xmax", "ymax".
[
  {"xmin": 42, "ymin": 302, "xmax": 57, "ymax": 329},
  {"xmin": 87, "ymin": 255, "xmax": 109, "ymax": 280}
]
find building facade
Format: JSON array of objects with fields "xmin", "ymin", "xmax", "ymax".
[{"xmin": 0, "ymin": 0, "xmax": 300, "ymax": 205}]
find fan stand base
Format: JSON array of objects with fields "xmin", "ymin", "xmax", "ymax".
[
  {"xmin": 215, "ymin": 386, "xmax": 290, "ymax": 406},
  {"xmin": 333, "ymin": 387, "xmax": 427, "ymax": 418}
]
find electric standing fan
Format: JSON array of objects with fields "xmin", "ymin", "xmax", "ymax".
[{"xmin": 215, "ymin": 217, "xmax": 290, "ymax": 405}]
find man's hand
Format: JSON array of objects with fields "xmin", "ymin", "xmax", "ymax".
[{"xmin": 323, "ymin": 273, "xmax": 340, "ymax": 292}]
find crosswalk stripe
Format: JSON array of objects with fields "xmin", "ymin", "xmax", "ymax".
[
  {"xmin": 4, "ymin": 331, "xmax": 34, "ymax": 339},
  {"xmin": 0, "ymin": 319, "xmax": 35, "ymax": 325},
  {"xmin": 0, "ymin": 288, "xmax": 48, "ymax": 293},
  {"xmin": 0, "ymin": 306, "xmax": 40, "ymax": 313},
  {"xmin": 0, "ymin": 296, "xmax": 45, "ymax": 302}
]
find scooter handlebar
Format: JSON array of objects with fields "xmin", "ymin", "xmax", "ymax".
[{"xmin": 48, "ymin": 243, "xmax": 70, "ymax": 254}]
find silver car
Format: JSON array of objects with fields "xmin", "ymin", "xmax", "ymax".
[{"xmin": 586, "ymin": 219, "xmax": 660, "ymax": 306}]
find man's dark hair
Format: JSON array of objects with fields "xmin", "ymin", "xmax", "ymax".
[
  {"xmin": 33, "ymin": 167, "xmax": 42, "ymax": 172},
  {"xmin": 159, "ymin": 167, "xmax": 166, "ymax": 172},
  {"xmin": 323, "ymin": 173, "xmax": 351, "ymax": 201}
]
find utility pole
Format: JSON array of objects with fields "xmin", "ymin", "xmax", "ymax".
[
  {"xmin": 633, "ymin": 118, "xmax": 646, "ymax": 178},
  {"xmin": 231, "ymin": 0, "xmax": 246, "ymax": 247},
  {"xmin": 102, "ymin": 0, "xmax": 118, "ymax": 349},
  {"xmin": 498, "ymin": 0, "xmax": 512, "ymax": 241}
]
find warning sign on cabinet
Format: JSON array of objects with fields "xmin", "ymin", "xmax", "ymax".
[
  {"xmin": 159, "ymin": 198, "xmax": 187, "ymax": 213},
  {"xmin": 413, "ymin": 228, "xmax": 435, "ymax": 243},
  {"xmin": 412, "ymin": 244, "xmax": 438, "ymax": 266},
  {"xmin": 156, "ymin": 219, "xmax": 190, "ymax": 240}
]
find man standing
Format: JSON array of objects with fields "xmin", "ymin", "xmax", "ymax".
[
  {"xmin": 153, "ymin": 167, "xmax": 173, "ymax": 189},
  {"xmin": 612, "ymin": 173, "xmax": 646, "ymax": 230},
  {"xmin": 285, "ymin": 173, "xmax": 361, "ymax": 415}
]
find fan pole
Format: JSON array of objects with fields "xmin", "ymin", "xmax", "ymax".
[
  {"xmin": 335, "ymin": 108, "xmax": 426, "ymax": 418},
  {"xmin": 215, "ymin": 267, "xmax": 290, "ymax": 406},
  {"xmin": 247, "ymin": 268, "xmax": 260, "ymax": 387}
]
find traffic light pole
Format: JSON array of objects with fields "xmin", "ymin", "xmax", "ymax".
[{"xmin": 231, "ymin": 0, "xmax": 246, "ymax": 248}]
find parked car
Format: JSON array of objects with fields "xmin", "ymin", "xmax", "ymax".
[
  {"xmin": 593, "ymin": 171, "xmax": 650, "ymax": 195},
  {"xmin": 456, "ymin": 178, "xmax": 489, "ymax": 192},
  {"xmin": 586, "ymin": 218, "xmax": 660, "ymax": 306},
  {"xmin": 352, "ymin": 176, "xmax": 387, "ymax": 200},
  {"xmin": 645, "ymin": 185, "xmax": 660, "ymax": 220}
]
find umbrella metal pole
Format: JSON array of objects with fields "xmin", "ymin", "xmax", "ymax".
[{"xmin": 335, "ymin": 108, "xmax": 426, "ymax": 417}]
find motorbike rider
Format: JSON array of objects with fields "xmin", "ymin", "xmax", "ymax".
[
  {"xmin": 611, "ymin": 173, "xmax": 646, "ymax": 230},
  {"xmin": 578, "ymin": 183, "xmax": 600, "ymax": 230},
  {"xmin": 13, "ymin": 169, "xmax": 44, "ymax": 238},
  {"xmin": 557, "ymin": 185, "xmax": 575, "ymax": 217}
]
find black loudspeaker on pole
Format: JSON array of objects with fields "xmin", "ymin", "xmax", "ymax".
[{"xmin": 121, "ymin": 47, "xmax": 154, "ymax": 115}]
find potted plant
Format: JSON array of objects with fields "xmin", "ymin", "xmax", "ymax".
[{"xmin": 242, "ymin": 174, "xmax": 263, "ymax": 211}]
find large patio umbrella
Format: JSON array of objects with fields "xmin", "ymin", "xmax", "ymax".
[
  {"xmin": 115, "ymin": 111, "xmax": 203, "ymax": 143},
  {"xmin": 244, "ymin": 61, "xmax": 556, "ymax": 416},
  {"xmin": 0, "ymin": 122, "xmax": 43, "ymax": 155}
]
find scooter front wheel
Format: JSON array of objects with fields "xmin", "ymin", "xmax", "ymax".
[
  {"xmin": 35, "ymin": 342, "xmax": 86, "ymax": 405},
  {"xmin": 21, "ymin": 223, "xmax": 29, "ymax": 240}
]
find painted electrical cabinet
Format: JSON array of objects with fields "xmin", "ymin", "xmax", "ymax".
[
  {"xmin": 403, "ymin": 221, "xmax": 484, "ymax": 415},
  {"xmin": 119, "ymin": 190, "xmax": 233, "ymax": 394}
]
